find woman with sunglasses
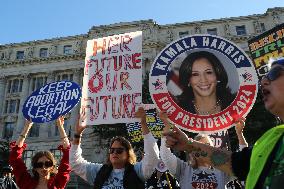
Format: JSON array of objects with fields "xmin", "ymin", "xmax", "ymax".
[
  {"xmin": 163, "ymin": 58, "xmax": 284, "ymax": 189},
  {"xmin": 159, "ymin": 111, "xmax": 239, "ymax": 189},
  {"xmin": 70, "ymin": 107, "xmax": 159, "ymax": 189},
  {"xmin": 9, "ymin": 116, "xmax": 71, "ymax": 189}
]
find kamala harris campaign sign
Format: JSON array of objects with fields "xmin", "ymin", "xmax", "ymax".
[
  {"xmin": 149, "ymin": 34, "xmax": 258, "ymax": 134},
  {"xmin": 22, "ymin": 81, "xmax": 81, "ymax": 123}
]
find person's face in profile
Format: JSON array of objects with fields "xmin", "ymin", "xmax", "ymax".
[
  {"xmin": 189, "ymin": 58, "xmax": 217, "ymax": 99},
  {"xmin": 261, "ymin": 64, "xmax": 284, "ymax": 116}
]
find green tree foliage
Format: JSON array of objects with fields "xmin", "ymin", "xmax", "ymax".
[{"xmin": 0, "ymin": 140, "xmax": 9, "ymax": 173}]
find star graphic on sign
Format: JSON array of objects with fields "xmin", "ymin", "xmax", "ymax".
[
  {"xmin": 152, "ymin": 79, "xmax": 165, "ymax": 90},
  {"xmin": 241, "ymin": 71, "xmax": 252, "ymax": 82}
]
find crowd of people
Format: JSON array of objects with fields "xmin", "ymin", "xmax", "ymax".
[{"xmin": 2, "ymin": 57, "xmax": 283, "ymax": 189}]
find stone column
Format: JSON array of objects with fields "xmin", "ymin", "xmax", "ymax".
[
  {"xmin": 0, "ymin": 75, "xmax": 6, "ymax": 137},
  {"xmin": 224, "ymin": 22, "xmax": 231, "ymax": 36},
  {"xmin": 13, "ymin": 74, "xmax": 30, "ymax": 140},
  {"xmin": 69, "ymin": 69, "xmax": 81, "ymax": 136},
  {"xmin": 0, "ymin": 75, "xmax": 6, "ymax": 115}
]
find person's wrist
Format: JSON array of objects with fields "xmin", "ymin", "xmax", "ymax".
[
  {"xmin": 20, "ymin": 134, "xmax": 27, "ymax": 138},
  {"xmin": 61, "ymin": 135, "xmax": 68, "ymax": 140}
]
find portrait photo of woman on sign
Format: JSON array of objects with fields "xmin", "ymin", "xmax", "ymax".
[{"xmin": 167, "ymin": 50, "xmax": 238, "ymax": 115}]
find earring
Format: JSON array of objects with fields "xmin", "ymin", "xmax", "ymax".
[
  {"xmin": 217, "ymin": 80, "xmax": 221, "ymax": 83},
  {"xmin": 188, "ymin": 83, "xmax": 191, "ymax": 87}
]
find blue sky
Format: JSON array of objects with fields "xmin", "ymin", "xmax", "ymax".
[{"xmin": 1, "ymin": 0, "xmax": 284, "ymax": 45}]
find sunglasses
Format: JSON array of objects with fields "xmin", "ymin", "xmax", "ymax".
[
  {"xmin": 109, "ymin": 147, "xmax": 126, "ymax": 154},
  {"xmin": 261, "ymin": 66, "xmax": 284, "ymax": 83},
  {"xmin": 34, "ymin": 161, "xmax": 53, "ymax": 169}
]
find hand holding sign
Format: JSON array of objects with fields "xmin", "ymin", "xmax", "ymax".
[
  {"xmin": 134, "ymin": 107, "xmax": 147, "ymax": 124},
  {"xmin": 234, "ymin": 117, "xmax": 248, "ymax": 147},
  {"xmin": 158, "ymin": 111, "xmax": 171, "ymax": 132},
  {"xmin": 56, "ymin": 116, "xmax": 65, "ymax": 127},
  {"xmin": 75, "ymin": 114, "xmax": 87, "ymax": 135},
  {"xmin": 234, "ymin": 118, "xmax": 246, "ymax": 135},
  {"xmin": 163, "ymin": 125, "xmax": 190, "ymax": 152}
]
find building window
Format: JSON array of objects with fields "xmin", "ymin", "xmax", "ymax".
[
  {"xmin": 56, "ymin": 73, "xmax": 73, "ymax": 81},
  {"xmin": 39, "ymin": 48, "xmax": 48, "ymax": 58},
  {"xmin": 7, "ymin": 79, "xmax": 23, "ymax": 93},
  {"xmin": 23, "ymin": 150, "xmax": 34, "ymax": 170},
  {"xmin": 3, "ymin": 122, "xmax": 15, "ymax": 139},
  {"xmin": 9, "ymin": 99, "xmax": 17, "ymax": 113},
  {"xmin": 0, "ymin": 52, "xmax": 4, "ymax": 60},
  {"xmin": 5, "ymin": 99, "xmax": 20, "ymax": 114},
  {"xmin": 236, "ymin": 25, "xmax": 247, "ymax": 35},
  {"xmin": 179, "ymin": 31, "xmax": 189, "ymax": 38},
  {"xmin": 32, "ymin": 76, "xmax": 47, "ymax": 91},
  {"xmin": 63, "ymin": 45, "xmax": 72, "ymax": 55},
  {"xmin": 16, "ymin": 51, "xmax": 25, "ymax": 60},
  {"xmin": 19, "ymin": 79, "xmax": 23, "ymax": 92},
  {"xmin": 207, "ymin": 28, "xmax": 218, "ymax": 35},
  {"xmin": 29, "ymin": 123, "xmax": 40, "ymax": 137},
  {"xmin": 260, "ymin": 23, "xmax": 266, "ymax": 32}
]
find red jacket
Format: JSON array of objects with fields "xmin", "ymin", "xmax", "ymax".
[{"xmin": 9, "ymin": 141, "xmax": 71, "ymax": 189}]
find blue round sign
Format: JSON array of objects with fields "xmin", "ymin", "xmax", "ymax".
[{"xmin": 22, "ymin": 81, "xmax": 82, "ymax": 123}]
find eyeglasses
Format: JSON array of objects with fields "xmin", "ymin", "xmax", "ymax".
[
  {"xmin": 109, "ymin": 147, "xmax": 126, "ymax": 154},
  {"xmin": 34, "ymin": 161, "xmax": 53, "ymax": 169},
  {"xmin": 261, "ymin": 66, "xmax": 284, "ymax": 83}
]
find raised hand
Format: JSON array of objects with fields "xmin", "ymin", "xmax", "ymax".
[
  {"xmin": 134, "ymin": 107, "xmax": 146, "ymax": 122},
  {"xmin": 134, "ymin": 107, "xmax": 149, "ymax": 135},
  {"xmin": 56, "ymin": 116, "xmax": 65, "ymax": 127},
  {"xmin": 16, "ymin": 119, "xmax": 34, "ymax": 147},
  {"xmin": 163, "ymin": 125, "xmax": 190, "ymax": 151},
  {"xmin": 158, "ymin": 111, "xmax": 168, "ymax": 122},
  {"xmin": 158, "ymin": 111, "xmax": 171, "ymax": 132},
  {"xmin": 234, "ymin": 117, "xmax": 248, "ymax": 147},
  {"xmin": 234, "ymin": 118, "xmax": 245, "ymax": 135},
  {"xmin": 75, "ymin": 114, "xmax": 87, "ymax": 135}
]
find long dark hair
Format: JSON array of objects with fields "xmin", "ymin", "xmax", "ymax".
[
  {"xmin": 106, "ymin": 136, "xmax": 137, "ymax": 165},
  {"xmin": 177, "ymin": 51, "xmax": 235, "ymax": 113}
]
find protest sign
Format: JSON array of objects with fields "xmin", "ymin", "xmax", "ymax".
[
  {"xmin": 126, "ymin": 108, "xmax": 164, "ymax": 143},
  {"xmin": 248, "ymin": 23, "xmax": 284, "ymax": 79},
  {"xmin": 22, "ymin": 81, "xmax": 81, "ymax": 123},
  {"xmin": 81, "ymin": 31, "xmax": 142, "ymax": 125},
  {"xmin": 209, "ymin": 130, "xmax": 231, "ymax": 149},
  {"xmin": 149, "ymin": 34, "xmax": 258, "ymax": 134}
]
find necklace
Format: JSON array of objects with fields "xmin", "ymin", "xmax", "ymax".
[{"xmin": 193, "ymin": 99, "xmax": 221, "ymax": 115}]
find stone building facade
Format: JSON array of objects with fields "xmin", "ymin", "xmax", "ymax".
[{"xmin": 0, "ymin": 7, "xmax": 283, "ymax": 188}]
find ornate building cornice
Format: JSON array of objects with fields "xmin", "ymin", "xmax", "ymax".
[
  {"xmin": 0, "ymin": 34, "xmax": 87, "ymax": 49},
  {"xmin": 0, "ymin": 53, "xmax": 85, "ymax": 68}
]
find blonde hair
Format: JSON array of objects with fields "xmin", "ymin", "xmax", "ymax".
[{"xmin": 194, "ymin": 134, "xmax": 214, "ymax": 146}]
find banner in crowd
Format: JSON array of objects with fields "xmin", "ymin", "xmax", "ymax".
[
  {"xmin": 248, "ymin": 23, "xmax": 284, "ymax": 79},
  {"xmin": 209, "ymin": 130, "xmax": 230, "ymax": 149},
  {"xmin": 81, "ymin": 31, "xmax": 143, "ymax": 125},
  {"xmin": 126, "ymin": 108, "xmax": 164, "ymax": 143},
  {"xmin": 22, "ymin": 81, "xmax": 81, "ymax": 123},
  {"xmin": 149, "ymin": 34, "xmax": 258, "ymax": 134}
]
